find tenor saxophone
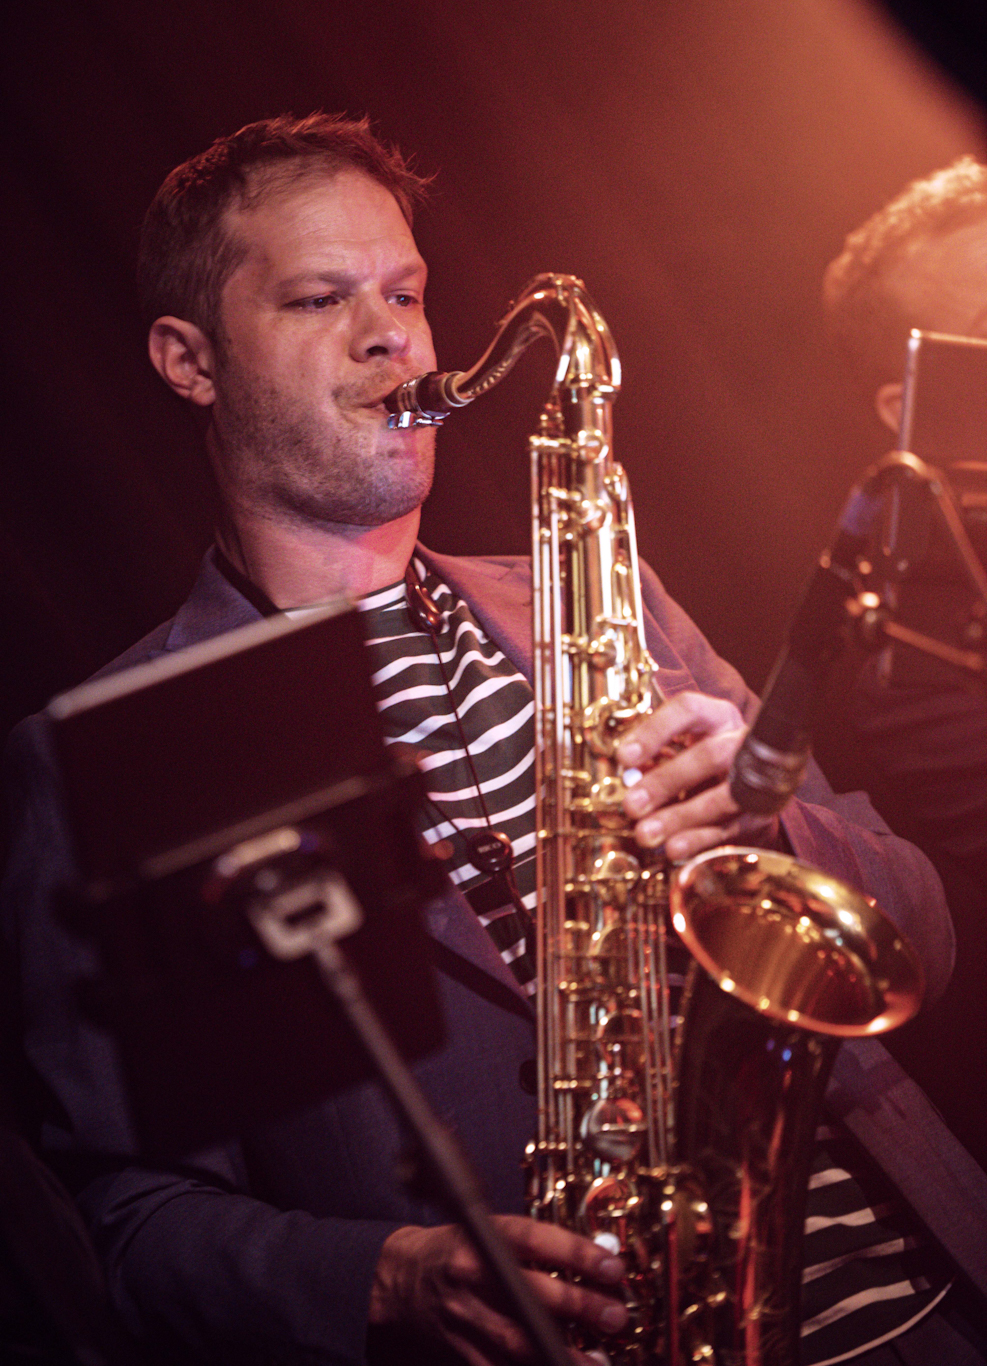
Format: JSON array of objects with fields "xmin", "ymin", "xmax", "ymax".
[{"xmin": 385, "ymin": 275, "xmax": 924, "ymax": 1365}]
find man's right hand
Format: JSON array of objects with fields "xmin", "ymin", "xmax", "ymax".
[{"xmin": 368, "ymin": 1215, "xmax": 629, "ymax": 1365}]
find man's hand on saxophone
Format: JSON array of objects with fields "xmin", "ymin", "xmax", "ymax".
[
  {"xmin": 617, "ymin": 691, "xmax": 781, "ymax": 860},
  {"xmin": 369, "ymin": 1215, "xmax": 628, "ymax": 1365}
]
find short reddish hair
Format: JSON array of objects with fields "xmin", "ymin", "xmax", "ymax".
[{"xmin": 137, "ymin": 112, "xmax": 430, "ymax": 336}]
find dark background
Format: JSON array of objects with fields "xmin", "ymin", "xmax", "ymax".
[{"xmin": 2, "ymin": 0, "xmax": 985, "ymax": 740}]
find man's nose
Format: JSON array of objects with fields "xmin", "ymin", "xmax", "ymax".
[{"xmin": 349, "ymin": 294, "xmax": 411, "ymax": 362}]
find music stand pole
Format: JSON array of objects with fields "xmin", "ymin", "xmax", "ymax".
[{"xmin": 247, "ymin": 867, "xmax": 572, "ymax": 1366}]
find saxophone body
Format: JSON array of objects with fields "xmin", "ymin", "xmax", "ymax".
[{"xmin": 385, "ymin": 275, "xmax": 923, "ymax": 1365}]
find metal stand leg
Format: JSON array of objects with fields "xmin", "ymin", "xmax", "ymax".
[{"xmin": 246, "ymin": 863, "xmax": 571, "ymax": 1366}]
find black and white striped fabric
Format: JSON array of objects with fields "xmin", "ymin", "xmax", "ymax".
[
  {"xmin": 359, "ymin": 558, "xmax": 536, "ymax": 992},
  {"xmin": 800, "ymin": 1128, "xmax": 950, "ymax": 1364},
  {"xmin": 357, "ymin": 559, "xmax": 951, "ymax": 1361}
]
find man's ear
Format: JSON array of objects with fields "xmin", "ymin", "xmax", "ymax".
[
  {"xmin": 148, "ymin": 317, "xmax": 217, "ymax": 407},
  {"xmin": 875, "ymin": 381, "xmax": 903, "ymax": 436}
]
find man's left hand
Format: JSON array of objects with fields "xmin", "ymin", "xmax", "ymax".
[{"xmin": 616, "ymin": 691, "xmax": 780, "ymax": 860}]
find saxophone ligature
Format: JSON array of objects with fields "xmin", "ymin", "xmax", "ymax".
[{"xmin": 384, "ymin": 275, "xmax": 924, "ymax": 1365}]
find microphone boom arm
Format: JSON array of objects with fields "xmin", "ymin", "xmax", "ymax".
[{"xmin": 730, "ymin": 450, "xmax": 987, "ymax": 816}]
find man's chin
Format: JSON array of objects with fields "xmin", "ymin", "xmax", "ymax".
[
  {"xmin": 271, "ymin": 473, "xmax": 434, "ymax": 529},
  {"xmin": 382, "ymin": 425, "xmax": 437, "ymax": 457}
]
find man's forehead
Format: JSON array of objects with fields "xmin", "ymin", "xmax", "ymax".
[
  {"xmin": 222, "ymin": 165, "xmax": 419, "ymax": 262},
  {"xmin": 903, "ymin": 214, "xmax": 987, "ymax": 265},
  {"xmin": 889, "ymin": 214, "xmax": 983, "ymax": 285},
  {"xmin": 882, "ymin": 216, "xmax": 986, "ymax": 327}
]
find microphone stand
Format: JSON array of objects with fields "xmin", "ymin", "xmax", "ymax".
[
  {"xmin": 731, "ymin": 451, "xmax": 987, "ymax": 815},
  {"xmin": 845, "ymin": 451, "xmax": 987, "ymax": 672}
]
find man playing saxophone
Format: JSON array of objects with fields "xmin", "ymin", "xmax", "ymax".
[{"xmin": 1, "ymin": 115, "xmax": 983, "ymax": 1366}]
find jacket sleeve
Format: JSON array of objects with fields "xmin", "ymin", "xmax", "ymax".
[
  {"xmin": 1, "ymin": 716, "xmax": 399, "ymax": 1365},
  {"xmin": 638, "ymin": 559, "xmax": 955, "ymax": 1004},
  {"xmin": 79, "ymin": 1165, "xmax": 398, "ymax": 1364}
]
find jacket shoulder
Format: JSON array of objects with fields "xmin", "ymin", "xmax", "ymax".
[{"xmin": 85, "ymin": 620, "xmax": 177, "ymax": 683}]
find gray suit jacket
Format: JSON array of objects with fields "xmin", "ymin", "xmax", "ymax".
[{"xmin": 2, "ymin": 547, "xmax": 983, "ymax": 1364}]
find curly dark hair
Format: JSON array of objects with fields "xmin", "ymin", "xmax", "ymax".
[{"xmin": 137, "ymin": 112, "xmax": 431, "ymax": 337}]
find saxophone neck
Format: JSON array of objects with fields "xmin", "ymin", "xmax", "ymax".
[{"xmin": 384, "ymin": 274, "xmax": 621, "ymax": 428}]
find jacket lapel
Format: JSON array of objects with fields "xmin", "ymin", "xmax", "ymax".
[{"xmin": 163, "ymin": 550, "xmax": 265, "ymax": 653}]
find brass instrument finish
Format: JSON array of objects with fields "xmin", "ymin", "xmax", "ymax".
[{"xmin": 524, "ymin": 278, "xmax": 683, "ymax": 1362}]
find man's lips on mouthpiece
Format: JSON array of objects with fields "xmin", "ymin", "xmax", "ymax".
[
  {"xmin": 337, "ymin": 373, "xmax": 427, "ymax": 415},
  {"xmin": 358, "ymin": 379, "xmax": 424, "ymax": 413},
  {"xmin": 355, "ymin": 386, "xmax": 398, "ymax": 410}
]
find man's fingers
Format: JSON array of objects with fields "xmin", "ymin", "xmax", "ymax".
[
  {"xmin": 441, "ymin": 1269, "xmax": 628, "ymax": 1363},
  {"xmin": 492, "ymin": 1214, "xmax": 625, "ymax": 1284},
  {"xmin": 665, "ymin": 820, "xmax": 743, "ymax": 861},
  {"xmin": 625, "ymin": 775, "xmax": 779, "ymax": 858},
  {"xmin": 439, "ymin": 1288, "xmax": 548, "ymax": 1363},
  {"xmin": 622, "ymin": 728, "xmax": 745, "ymax": 820},
  {"xmin": 435, "ymin": 1216, "xmax": 622, "ymax": 1287},
  {"xmin": 372, "ymin": 1219, "xmax": 629, "ymax": 1365},
  {"xmin": 614, "ymin": 691, "xmax": 774, "ymax": 854},
  {"xmin": 492, "ymin": 1218, "xmax": 629, "ymax": 1344},
  {"xmin": 616, "ymin": 691, "xmax": 744, "ymax": 768},
  {"xmin": 629, "ymin": 778, "xmax": 738, "ymax": 848},
  {"xmin": 524, "ymin": 1267, "xmax": 628, "ymax": 1337}
]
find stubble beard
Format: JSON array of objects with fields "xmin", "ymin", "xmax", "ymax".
[{"xmin": 212, "ymin": 361, "xmax": 436, "ymax": 528}]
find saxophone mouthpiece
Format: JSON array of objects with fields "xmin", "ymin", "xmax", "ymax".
[{"xmin": 384, "ymin": 371, "xmax": 468, "ymax": 428}]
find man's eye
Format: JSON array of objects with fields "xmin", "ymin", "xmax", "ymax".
[
  {"xmin": 392, "ymin": 293, "xmax": 419, "ymax": 308},
  {"xmin": 291, "ymin": 294, "xmax": 340, "ymax": 310}
]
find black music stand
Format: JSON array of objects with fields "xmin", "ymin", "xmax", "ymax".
[
  {"xmin": 48, "ymin": 602, "xmax": 570, "ymax": 1366},
  {"xmin": 50, "ymin": 602, "xmax": 445, "ymax": 1153}
]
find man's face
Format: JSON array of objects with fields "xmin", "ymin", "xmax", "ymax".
[{"xmin": 208, "ymin": 168, "xmax": 438, "ymax": 527}]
